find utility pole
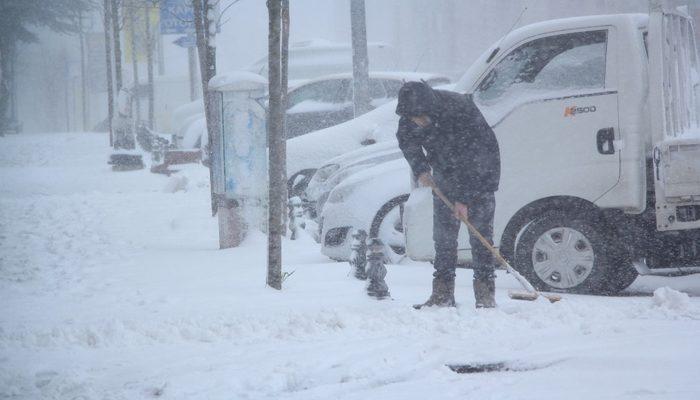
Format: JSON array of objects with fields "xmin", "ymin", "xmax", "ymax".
[
  {"xmin": 188, "ymin": 46, "xmax": 197, "ymax": 100},
  {"xmin": 350, "ymin": 0, "xmax": 371, "ymax": 117},
  {"xmin": 103, "ymin": 0, "xmax": 115, "ymax": 144}
]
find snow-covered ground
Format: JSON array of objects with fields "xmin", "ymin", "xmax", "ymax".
[{"xmin": 1, "ymin": 133, "xmax": 700, "ymax": 400}]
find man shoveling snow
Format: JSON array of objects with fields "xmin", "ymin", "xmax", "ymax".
[{"xmin": 395, "ymin": 81, "xmax": 501, "ymax": 309}]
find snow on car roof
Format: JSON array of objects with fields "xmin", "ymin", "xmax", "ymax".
[
  {"xmin": 289, "ymin": 38, "xmax": 391, "ymax": 51},
  {"xmin": 297, "ymin": 71, "xmax": 450, "ymax": 86},
  {"xmin": 208, "ymin": 70, "xmax": 268, "ymax": 92},
  {"xmin": 505, "ymin": 13, "xmax": 647, "ymax": 45},
  {"xmin": 286, "ymin": 99, "xmax": 400, "ymax": 174}
]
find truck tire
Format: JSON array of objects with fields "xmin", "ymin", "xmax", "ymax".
[{"xmin": 514, "ymin": 212, "xmax": 619, "ymax": 294}]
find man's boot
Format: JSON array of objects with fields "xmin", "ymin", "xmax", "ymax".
[
  {"xmin": 473, "ymin": 276, "xmax": 496, "ymax": 309},
  {"xmin": 413, "ymin": 277, "xmax": 456, "ymax": 309}
]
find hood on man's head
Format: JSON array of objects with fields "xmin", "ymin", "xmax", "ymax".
[{"xmin": 395, "ymin": 81, "xmax": 438, "ymax": 117}]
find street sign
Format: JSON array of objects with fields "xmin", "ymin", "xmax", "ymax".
[
  {"xmin": 173, "ymin": 34, "xmax": 197, "ymax": 48},
  {"xmin": 159, "ymin": 0, "xmax": 194, "ymax": 35}
]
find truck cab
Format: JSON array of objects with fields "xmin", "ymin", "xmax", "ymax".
[{"xmin": 403, "ymin": 8, "xmax": 700, "ymax": 294}]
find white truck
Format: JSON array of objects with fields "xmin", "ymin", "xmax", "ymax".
[{"xmin": 403, "ymin": 6, "xmax": 700, "ymax": 294}]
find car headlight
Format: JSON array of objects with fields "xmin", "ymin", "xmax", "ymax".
[
  {"xmin": 305, "ymin": 181, "xmax": 325, "ymax": 201},
  {"xmin": 307, "ymin": 166, "xmax": 359, "ymax": 202},
  {"xmin": 315, "ymin": 163, "xmax": 340, "ymax": 183}
]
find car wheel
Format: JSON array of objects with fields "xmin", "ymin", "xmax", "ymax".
[
  {"xmin": 514, "ymin": 212, "xmax": 619, "ymax": 294},
  {"xmin": 287, "ymin": 169, "xmax": 316, "ymax": 198},
  {"xmin": 370, "ymin": 195, "xmax": 409, "ymax": 262}
]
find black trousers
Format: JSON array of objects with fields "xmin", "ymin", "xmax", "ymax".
[{"xmin": 432, "ymin": 190, "xmax": 496, "ymax": 281}]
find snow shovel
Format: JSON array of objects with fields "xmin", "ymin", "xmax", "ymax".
[{"xmin": 428, "ymin": 183, "xmax": 561, "ymax": 303}]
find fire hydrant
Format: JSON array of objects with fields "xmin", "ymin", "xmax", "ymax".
[
  {"xmin": 349, "ymin": 229, "xmax": 368, "ymax": 280},
  {"xmin": 288, "ymin": 196, "xmax": 305, "ymax": 240},
  {"xmin": 366, "ymin": 238, "xmax": 390, "ymax": 300}
]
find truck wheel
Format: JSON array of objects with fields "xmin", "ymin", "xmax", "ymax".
[
  {"xmin": 514, "ymin": 213, "xmax": 615, "ymax": 294},
  {"xmin": 370, "ymin": 195, "xmax": 409, "ymax": 262}
]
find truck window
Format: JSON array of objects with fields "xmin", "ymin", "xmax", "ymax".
[{"xmin": 475, "ymin": 30, "xmax": 608, "ymax": 104}]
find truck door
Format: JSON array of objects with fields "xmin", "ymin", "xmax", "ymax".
[{"xmin": 473, "ymin": 28, "xmax": 621, "ymax": 204}]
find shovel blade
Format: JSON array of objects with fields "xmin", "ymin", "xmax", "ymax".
[
  {"xmin": 508, "ymin": 290, "xmax": 539, "ymax": 301},
  {"xmin": 543, "ymin": 294, "xmax": 562, "ymax": 303}
]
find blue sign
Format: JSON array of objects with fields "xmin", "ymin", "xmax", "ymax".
[
  {"xmin": 173, "ymin": 34, "xmax": 197, "ymax": 48},
  {"xmin": 160, "ymin": 0, "xmax": 195, "ymax": 35}
]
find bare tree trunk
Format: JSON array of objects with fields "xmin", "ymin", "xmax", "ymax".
[
  {"xmin": 187, "ymin": 46, "xmax": 197, "ymax": 101},
  {"xmin": 103, "ymin": 0, "xmax": 115, "ymax": 144},
  {"xmin": 350, "ymin": 0, "xmax": 371, "ymax": 117},
  {"xmin": 111, "ymin": 0, "xmax": 123, "ymax": 91},
  {"xmin": 280, "ymin": 0, "xmax": 289, "ymax": 229},
  {"xmin": 0, "ymin": 40, "xmax": 18, "ymax": 134},
  {"xmin": 267, "ymin": 0, "xmax": 288, "ymax": 290},
  {"xmin": 78, "ymin": 12, "xmax": 89, "ymax": 131},
  {"xmin": 145, "ymin": 1, "xmax": 154, "ymax": 130},
  {"xmin": 128, "ymin": 0, "xmax": 140, "ymax": 123},
  {"xmin": 193, "ymin": 0, "xmax": 218, "ymax": 215}
]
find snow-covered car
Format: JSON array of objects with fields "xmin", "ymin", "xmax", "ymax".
[
  {"xmin": 285, "ymin": 81, "xmax": 456, "ymax": 199},
  {"xmin": 286, "ymin": 72, "xmax": 450, "ymax": 138},
  {"xmin": 299, "ymin": 140, "xmax": 403, "ymax": 214},
  {"xmin": 247, "ymin": 39, "xmax": 398, "ymax": 80},
  {"xmin": 320, "ymin": 158, "xmax": 411, "ymax": 262},
  {"xmin": 171, "ymin": 100, "xmax": 203, "ymax": 129}
]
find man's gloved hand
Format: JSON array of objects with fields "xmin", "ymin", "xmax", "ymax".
[
  {"xmin": 454, "ymin": 202, "xmax": 468, "ymax": 221},
  {"xmin": 417, "ymin": 172, "xmax": 435, "ymax": 188}
]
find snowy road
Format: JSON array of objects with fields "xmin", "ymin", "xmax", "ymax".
[{"xmin": 1, "ymin": 133, "xmax": 700, "ymax": 400}]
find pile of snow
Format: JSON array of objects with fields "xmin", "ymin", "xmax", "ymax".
[
  {"xmin": 651, "ymin": 287, "xmax": 691, "ymax": 311},
  {"xmin": 163, "ymin": 175, "xmax": 189, "ymax": 193}
]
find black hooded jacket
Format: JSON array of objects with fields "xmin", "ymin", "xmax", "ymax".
[{"xmin": 395, "ymin": 82, "xmax": 500, "ymax": 197}]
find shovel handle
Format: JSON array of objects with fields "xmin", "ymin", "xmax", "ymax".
[{"xmin": 428, "ymin": 183, "xmax": 559, "ymax": 300}]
